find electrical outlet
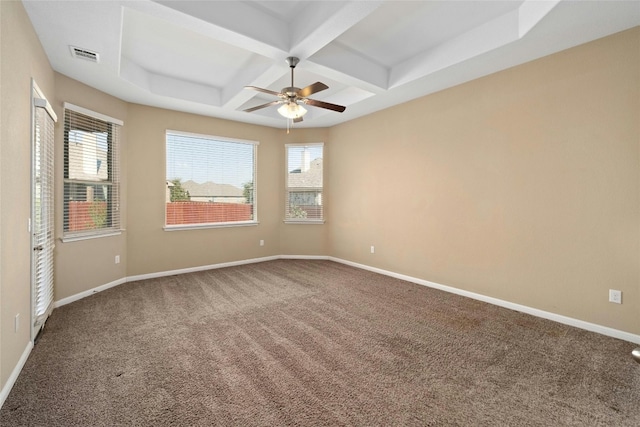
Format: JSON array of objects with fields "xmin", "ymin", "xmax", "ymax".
[
  {"xmin": 370, "ymin": 245, "xmax": 375, "ymax": 254},
  {"xmin": 260, "ymin": 240, "xmax": 264, "ymax": 247},
  {"xmin": 115, "ymin": 255, "xmax": 120, "ymax": 264},
  {"xmin": 15, "ymin": 314, "xmax": 19, "ymax": 333},
  {"xmin": 609, "ymin": 289, "xmax": 622, "ymax": 304}
]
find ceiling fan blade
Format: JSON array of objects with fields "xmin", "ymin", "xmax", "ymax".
[
  {"xmin": 244, "ymin": 86, "xmax": 282, "ymax": 97},
  {"xmin": 297, "ymin": 82, "xmax": 329, "ymax": 98},
  {"xmin": 243, "ymin": 100, "xmax": 282, "ymax": 113},
  {"xmin": 293, "ymin": 116, "xmax": 304, "ymax": 123},
  {"xmin": 304, "ymin": 98, "xmax": 346, "ymax": 113}
]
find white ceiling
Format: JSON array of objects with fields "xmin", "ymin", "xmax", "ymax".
[{"xmin": 22, "ymin": 0, "xmax": 640, "ymax": 129}]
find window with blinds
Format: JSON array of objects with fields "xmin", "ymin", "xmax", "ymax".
[
  {"xmin": 63, "ymin": 104, "xmax": 122, "ymax": 240},
  {"xmin": 285, "ymin": 143, "xmax": 324, "ymax": 223},
  {"xmin": 165, "ymin": 131, "xmax": 258, "ymax": 228}
]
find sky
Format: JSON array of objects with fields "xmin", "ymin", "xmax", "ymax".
[{"xmin": 287, "ymin": 145, "xmax": 323, "ymax": 172}]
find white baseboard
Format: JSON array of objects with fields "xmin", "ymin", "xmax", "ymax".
[
  {"xmin": 280, "ymin": 255, "xmax": 330, "ymax": 260},
  {"xmin": 0, "ymin": 341, "xmax": 33, "ymax": 409},
  {"xmin": 329, "ymin": 257, "xmax": 640, "ymax": 345},
  {"xmin": 126, "ymin": 255, "xmax": 280, "ymax": 283},
  {"xmin": 55, "ymin": 256, "xmax": 281, "ymax": 308},
  {"xmin": 54, "ymin": 277, "xmax": 127, "ymax": 308},
  {"xmin": 52, "ymin": 254, "xmax": 640, "ymax": 345}
]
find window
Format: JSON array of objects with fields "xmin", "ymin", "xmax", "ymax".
[
  {"xmin": 165, "ymin": 131, "xmax": 258, "ymax": 229},
  {"xmin": 63, "ymin": 104, "xmax": 122, "ymax": 240},
  {"xmin": 285, "ymin": 143, "xmax": 323, "ymax": 223}
]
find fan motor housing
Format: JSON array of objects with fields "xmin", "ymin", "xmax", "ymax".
[{"xmin": 282, "ymin": 87, "xmax": 300, "ymax": 97}]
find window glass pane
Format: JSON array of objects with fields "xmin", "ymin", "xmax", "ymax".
[
  {"xmin": 286, "ymin": 144, "xmax": 323, "ymax": 221},
  {"xmin": 67, "ymin": 130, "xmax": 109, "ymax": 181},
  {"xmin": 63, "ymin": 183, "xmax": 113, "ymax": 231},
  {"xmin": 166, "ymin": 131, "xmax": 257, "ymax": 227},
  {"xmin": 63, "ymin": 108, "xmax": 120, "ymax": 237}
]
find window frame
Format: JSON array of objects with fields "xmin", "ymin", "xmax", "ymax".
[
  {"xmin": 284, "ymin": 142, "xmax": 324, "ymax": 224},
  {"xmin": 62, "ymin": 103, "xmax": 123, "ymax": 242},
  {"xmin": 164, "ymin": 130, "xmax": 259, "ymax": 231}
]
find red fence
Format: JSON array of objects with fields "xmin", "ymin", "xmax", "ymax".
[
  {"xmin": 67, "ymin": 201, "xmax": 107, "ymax": 231},
  {"xmin": 166, "ymin": 202, "xmax": 253, "ymax": 225},
  {"xmin": 68, "ymin": 201, "xmax": 253, "ymax": 230}
]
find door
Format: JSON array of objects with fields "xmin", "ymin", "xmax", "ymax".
[{"xmin": 31, "ymin": 81, "xmax": 57, "ymax": 341}]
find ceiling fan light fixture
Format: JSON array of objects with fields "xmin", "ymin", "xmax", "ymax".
[
  {"xmin": 278, "ymin": 102, "xmax": 307, "ymax": 119},
  {"xmin": 244, "ymin": 56, "xmax": 344, "ymax": 123}
]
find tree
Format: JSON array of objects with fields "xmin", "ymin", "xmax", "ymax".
[
  {"xmin": 169, "ymin": 178, "xmax": 190, "ymax": 202},
  {"xmin": 290, "ymin": 204, "xmax": 307, "ymax": 218},
  {"xmin": 88, "ymin": 201, "xmax": 107, "ymax": 228},
  {"xmin": 243, "ymin": 181, "xmax": 254, "ymax": 204}
]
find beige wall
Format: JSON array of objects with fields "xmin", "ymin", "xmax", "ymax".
[
  {"xmin": 328, "ymin": 27, "xmax": 640, "ymax": 335},
  {"xmin": 53, "ymin": 74, "xmax": 129, "ymax": 301},
  {"xmin": 0, "ymin": 0, "xmax": 56, "ymax": 389}
]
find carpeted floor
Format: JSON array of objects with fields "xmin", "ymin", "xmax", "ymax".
[{"xmin": 1, "ymin": 259, "xmax": 639, "ymax": 426}]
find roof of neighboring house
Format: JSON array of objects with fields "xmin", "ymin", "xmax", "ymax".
[
  {"xmin": 181, "ymin": 180, "xmax": 243, "ymax": 197},
  {"xmin": 288, "ymin": 158, "xmax": 322, "ymax": 188}
]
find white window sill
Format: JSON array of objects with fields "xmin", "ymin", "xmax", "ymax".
[
  {"xmin": 61, "ymin": 230, "xmax": 123, "ymax": 243},
  {"xmin": 164, "ymin": 221, "xmax": 259, "ymax": 231},
  {"xmin": 283, "ymin": 220, "xmax": 325, "ymax": 225}
]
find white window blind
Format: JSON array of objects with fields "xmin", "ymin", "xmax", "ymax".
[
  {"xmin": 285, "ymin": 143, "xmax": 324, "ymax": 222},
  {"xmin": 165, "ymin": 131, "xmax": 258, "ymax": 228},
  {"xmin": 63, "ymin": 105, "xmax": 122, "ymax": 239},
  {"xmin": 33, "ymin": 91, "xmax": 56, "ymax": 334}
]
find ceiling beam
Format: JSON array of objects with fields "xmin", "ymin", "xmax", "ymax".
[
  {"xmin": 389, "ymin": 9, "xmax": 520, "ymax": 89},
  {"xmin": 132, "ymin": 1, "xmax": 290, "ymax": 58},
  {"xmin": 288, "ymin": 0, "xmax": 383, "ymax": 59},
  {"xmin": 389, "ymin": 0, "xmax": 562, "ymax": 89},
  {"xmin": 308, "ymin": 42, "xmax": 389, "ymax": 91},
  {"xmin": 519, "ymin": 0, "xmax": 562, "ymax": 38},
  {"xmin": 222, "ymin": 59, "xmax": 287, "ymax": 110},
  {"xmin": 120, "ymin": 57, "xmax": 222, "ymax": 106}
]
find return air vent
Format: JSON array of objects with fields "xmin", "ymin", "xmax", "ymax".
[{"xmin": 69, "ymin": 46, "xmax": 99, "ymax": 63}]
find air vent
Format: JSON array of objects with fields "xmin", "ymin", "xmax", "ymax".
[{"xmin": 69, "ymin": 46, "xmax": 99, "ymax": 63}]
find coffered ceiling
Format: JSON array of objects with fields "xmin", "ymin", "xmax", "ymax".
[{"xmin": 22, "ymin": 1, "xmax": 640, "ymax": 128}]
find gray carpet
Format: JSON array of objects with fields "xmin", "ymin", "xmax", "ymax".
[{"xmin": 1, "ymin": 259, "xmax": 639, "ymax": 426}]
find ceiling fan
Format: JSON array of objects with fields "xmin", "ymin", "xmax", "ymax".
[{"xmin": 244, "ymin": 57, "xmax": 346, "ymax": 123}]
